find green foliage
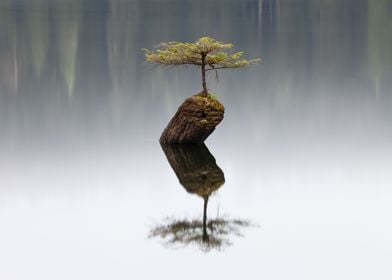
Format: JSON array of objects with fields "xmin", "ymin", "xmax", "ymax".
[
  {"xmin": 208, "ymin": 93, "xmax": 217, "ymax": 101},
  {"xmin": 143, "ymin": 36, "xmax": 260, "ymax": 69},
  {"xmin": 143, "ymin": 37, "xmax": 260, "ymax": 95}
]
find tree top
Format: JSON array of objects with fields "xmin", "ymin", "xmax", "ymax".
[{"xmin": 143, "ymin": 36, "xmax": 260, "ymax": 71}]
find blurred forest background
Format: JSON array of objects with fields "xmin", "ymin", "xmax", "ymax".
[{"xmin": 0, "ymin": 0, "xmax": 391, "ymax": 151}]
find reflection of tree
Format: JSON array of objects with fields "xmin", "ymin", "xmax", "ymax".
[
  {"xmin": 56, "ymin": 1, "xmax": 81, "ymax": 98},
  {"xmin": 150, "ymin": 144, "xmax": 253, "ymax": 252},
  {"xmin": 26, "ymin": 0, "xmax": 49, "ymax": 78},
  {"xmin": 107, "ymin": 0, "xmax": 140, "ymax": 120},
  {"xmin": 367, "ymin": 0, "xmax": 392, "ymax": 96},
  {"xmin": 149, "ymin": 217, "xmax": 252, "ymax": 252}
]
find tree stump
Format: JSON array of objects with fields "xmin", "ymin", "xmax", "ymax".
[{"xmin": 159, "ymin": 95, "xmax": 225, "ymax": 144}]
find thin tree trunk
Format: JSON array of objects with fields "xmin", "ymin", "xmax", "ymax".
[
  {"xmin": 201, "ymin": 53, "xmax": 207, "ymax": 96},
  {"xmin": 202, "ymin": 196, "xmax": 209, "ymax": 241}
]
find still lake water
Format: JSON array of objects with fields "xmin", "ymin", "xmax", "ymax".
[{"xmin": 1, "ymin": 0, "xmax": 392, "ymax": 279}]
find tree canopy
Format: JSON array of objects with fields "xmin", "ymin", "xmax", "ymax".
[{"xmin": 143, "ymin": 37, "xmax": 260, "ymax": 96}]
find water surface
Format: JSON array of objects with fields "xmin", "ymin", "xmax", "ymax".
[{"xmin": 1, "ymin": 1, "xmax": 391, "ymax": 279}]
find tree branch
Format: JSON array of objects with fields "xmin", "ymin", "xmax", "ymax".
[{"xmin": 205, "ymin": 66, "xmax": 232, "ymax": 71}]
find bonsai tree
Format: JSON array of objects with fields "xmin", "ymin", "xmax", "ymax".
[{"xmin": 143, "ymin": 36, "xmax": 260, "ymax": 97}]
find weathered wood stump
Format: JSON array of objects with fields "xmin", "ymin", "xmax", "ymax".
[{"xmin": 159, "ymin": 95, "xmax": 225, "ymax": 144}]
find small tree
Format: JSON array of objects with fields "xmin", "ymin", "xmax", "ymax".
[{"xmin": 143, "ymin": 37, "xmax": 260, "ymax": 97}]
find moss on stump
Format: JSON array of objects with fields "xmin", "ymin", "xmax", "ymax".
[{"xmin": 159, "ymin": 94, "xmax": 225, "ymax": 144}]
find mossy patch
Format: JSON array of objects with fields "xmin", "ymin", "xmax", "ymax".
[{"xmin": 191, "ymin": 94, "xmax": 225, "ymax": 112}]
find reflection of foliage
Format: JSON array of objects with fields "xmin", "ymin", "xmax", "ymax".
[
  {"xmin": 107, "ymin": 0, "xmax": 140, "ymax": 119},
  {"xmin": 57, "ymin": 1, "xmax": 81, "ymax": 98},
  {"xmin": 26, "ymin": 1, "xmax": 49, "ymax": 78},
  {"xmin": 149, "ymin": 216, "xmax": 254, "ymax": 252},
  {"xmin": 367, "ymin": 0, "xmax": 392, "ymax": 94}
]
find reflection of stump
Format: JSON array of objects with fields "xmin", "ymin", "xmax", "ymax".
[
  {"xmin": 161, "ymin": 144, "xmax": 225, "ymax": 197},
  {"xmin": 159, "ymin": 95, "xmax": 224, "ymax": 144},
  {"xmin": 152, "ymin": 144, "xmax": 253, "ymax": 252},
  {"xmin": 162, "ymin": 143, "xmax": 225, "ymax": 241}
]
